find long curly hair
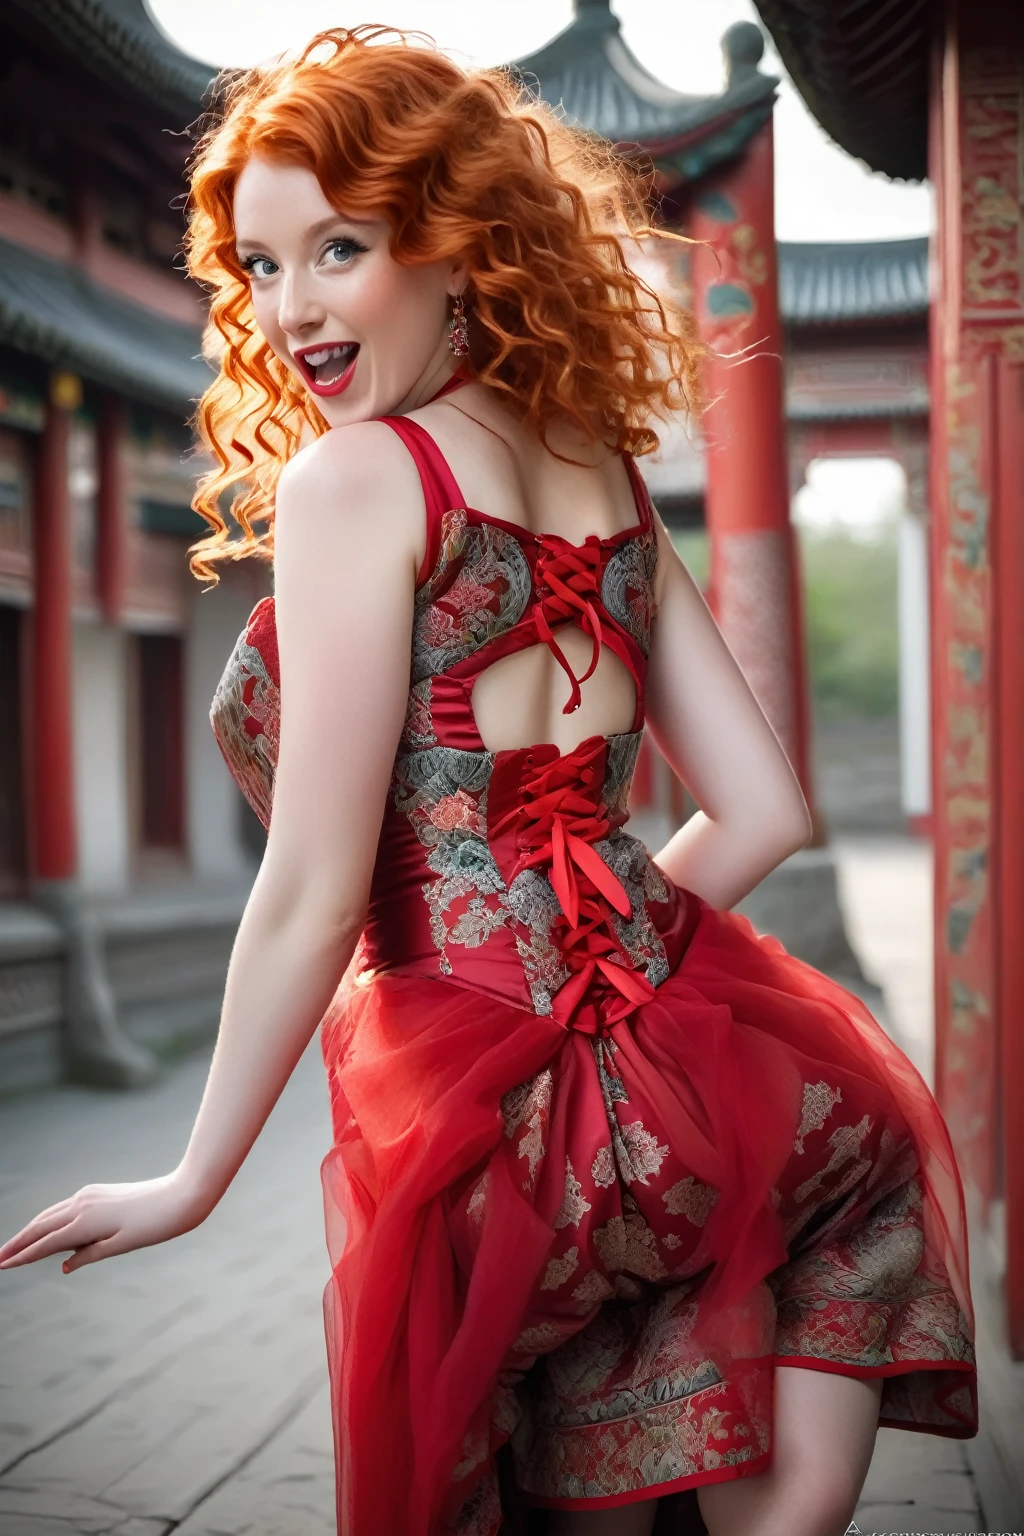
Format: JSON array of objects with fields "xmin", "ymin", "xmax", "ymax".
[{"xmin": 185, "ymin": 25, "xmax": 703, "ymax": 582}]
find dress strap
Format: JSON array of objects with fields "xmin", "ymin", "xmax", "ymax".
[
  {"xmin": 377, "ymin": 414, "xmax": 468, "ymax": 588},
  {"xmin": 623, "ymin": 454, "xmax": 654, "ymax": 533}
]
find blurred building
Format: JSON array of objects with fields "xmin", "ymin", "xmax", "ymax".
[
  {"xmin": 0, "ymin": 1, "xmax": 937, "ymax": 1079},
  {"xmin": 0, "ymin": 1, "xmax": 266, "ymax": 1092},
  {"xmin": 755, "ymin": 0, "xmax": 1024, "ymax": 1509}
]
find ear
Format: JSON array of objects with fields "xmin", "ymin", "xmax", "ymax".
[{"xmin": 447, "ymin": 261, "xmax": 469, "ymax": 298}]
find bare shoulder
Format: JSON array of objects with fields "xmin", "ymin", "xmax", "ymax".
[{"xmin": 274, "ymin": 420, "xmax": 424, "ymax": 547}]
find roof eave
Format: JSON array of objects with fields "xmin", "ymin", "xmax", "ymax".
[
  {"xmin": 752, "ymin": 0, "xmax": 929, "ymax": 180},
  {"xmin": 0, "ymin": 238, "xmax": 210, "ymax": 413},
  {"xmin": 637, "ymin": 69, "xmax": 778, "ymax": 154},
  {"xmin": 6, "ymin": 0, "xmax": 216, "ymax": 121}
]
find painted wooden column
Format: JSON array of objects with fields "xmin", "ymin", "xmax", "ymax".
[
  {"xmin": 929, "ymin": 0, "xmax": 1024, "ymax": 1353},
  {"xmin": 96, "ymin": 395, "xmax": 127, "ymax": 625},
  {"xmin": 30, "ymin": 371, "xmax": 81, "ymax": 882},
  {"xmin": 689, "ymin": 120, "xmax": 814, "ymax": 812}
]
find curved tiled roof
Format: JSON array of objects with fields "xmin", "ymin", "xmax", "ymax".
[
  {"xmin": 7, "ymin": 0, "xmax": 216, "ymax": 119},
  {"xmin": 778, "ymin": 238, "xmax": 928, "ymax": 325},
  {"xmin": 513, "ymin": 2, "xmax": 777, "ymax": 179},
  {"xmin": 753, "ymin": 0, "xmax": 929, "ymax": 181},
  {"xmin": 0, "ymin": 237, "xmax": 209, "ymax": 409}
]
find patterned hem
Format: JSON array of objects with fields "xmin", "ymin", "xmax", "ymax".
[
  {"xmin": 772, "ymin": 1352, "xmax": 977, "ymax": 1378},
  {"xmin": 522, "ymin": 1452, "xmax": 771, "ymax": 1511}
]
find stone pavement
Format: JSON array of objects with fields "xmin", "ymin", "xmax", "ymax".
[
  {"xmin": 0, "ymin": 838, "xmax": 1002, "ymax": 1534},
  {"xmin": 0, "ymin": 1041, "xmax": 337, "ymax": 1535}
]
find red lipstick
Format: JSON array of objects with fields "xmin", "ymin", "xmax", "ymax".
[{"xmin": 294, "ymin": 341, "xmax": 360, "ymax": 398}]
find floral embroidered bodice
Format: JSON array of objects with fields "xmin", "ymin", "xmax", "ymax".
[{"xmin": 212, "ymin": 411, "xmax": 695, "ymax": 1033}]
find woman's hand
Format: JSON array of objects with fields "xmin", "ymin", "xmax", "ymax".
[{"xmin": 0, "ymin": 1171, "xmax": 209, "ymax": 1275}]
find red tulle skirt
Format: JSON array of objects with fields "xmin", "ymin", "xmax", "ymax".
[{"xmin": 318, "ymin": 896, "xmax": 976, "ymax": 1536}]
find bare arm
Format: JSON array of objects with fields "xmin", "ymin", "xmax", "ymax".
[
  {"xmin": 0, "ymin": 421, "xmax": 425, "ymax": 1272},
  {"xmin": 645, "ymin": 516, "xmax": 811, "ymax": 909}
]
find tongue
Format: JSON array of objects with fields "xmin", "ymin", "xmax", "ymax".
[{"xmin": 315, "ymin": 349, "xmax": 354, "ymax": 386}]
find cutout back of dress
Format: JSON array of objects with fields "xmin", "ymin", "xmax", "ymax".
[{"xmin": 380, "ymin": 410, "xmax": 657, "ymax": 759}]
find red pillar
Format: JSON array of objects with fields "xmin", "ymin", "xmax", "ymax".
[
  {"xmin": 689, "ymin": 121, "xmax": 814, "ymax": 812},
  {"xmin": 96, "ymin": 396, "xmax": 127, "ymax": 625},
  {"xmin": 995, "ymin": 353, "xmax": 1024, "ymax": 1355},
  {"xmin": 929, "ymin": 0, "xmax": 1024, "ymax": 1352},
  {"xmin": 30, "ymin": 373, "xmax": 79, "ymax": 882}
]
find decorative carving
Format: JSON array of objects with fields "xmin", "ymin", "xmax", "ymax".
[{"xmin": 960, "ymin": 49, "xmax": 1024, "ymax": 312}]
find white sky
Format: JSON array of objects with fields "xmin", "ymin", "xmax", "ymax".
[
  {"xmin": 794, "ymin": 459, "xmax": 906, "ymax": 537},
  {"xmin": 148, "ymin": 0, "xmax": 933, "ymax": 244}
]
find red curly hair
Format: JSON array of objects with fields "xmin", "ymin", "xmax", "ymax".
[{"xmin": 185, "ymin": 25, "xmax": 702, "ymax": 582}]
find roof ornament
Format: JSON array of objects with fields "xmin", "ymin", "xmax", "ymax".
[
  {"xmin": 722, "ymin": 21, "xmax": 766, "ymax": 86},
  {"xmin": 571, "ymin": 0, "xmax": 619, "ymax": 30},
  {"xmin": 511, "ymin": 3, "xmax": 776, "ymax": 184}
]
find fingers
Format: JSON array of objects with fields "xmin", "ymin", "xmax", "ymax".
[
  {"xmin": 0, "ymin": 1214, "xmax": 103, "ymax": 1269},
  {"xmin": 0, "ymin": 1202, "xmax": 77, "ymax": 1268},
  {"xmin": 64, "ymin": 1237, "xmax": 122, "ymax": 1274}
]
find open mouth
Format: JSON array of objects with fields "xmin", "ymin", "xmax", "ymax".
[{"xmin": 294, "ymin": 342, "xmax": 360, "ymax": 397}]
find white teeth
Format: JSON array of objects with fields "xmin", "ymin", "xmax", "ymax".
[{"xmin": 303, "ymin": 344, "xmax": 353, "ymax": 367}]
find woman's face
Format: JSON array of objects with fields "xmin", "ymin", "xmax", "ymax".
[{"xmin": 233, "ymin": 158, "xmax": 462, "ymax": 424}]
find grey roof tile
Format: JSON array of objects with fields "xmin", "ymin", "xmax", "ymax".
[
  {"xmin": 778, "ymin": 238, "xmax": 928, "ymax": 325},
  {"xmin": 0, "ymin": 237, "xmax": 209, "ymax": 408}
]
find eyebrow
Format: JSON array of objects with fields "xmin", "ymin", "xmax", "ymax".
[{"xmin": 235, "ymin": 212, "xmax": 376, "ymax": 252}]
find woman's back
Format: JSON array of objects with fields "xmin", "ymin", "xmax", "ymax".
[{"xmin": 406, "ymin": 384, "xmax": 654, "ymax": 756}]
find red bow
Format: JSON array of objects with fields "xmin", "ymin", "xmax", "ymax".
[{"xmin": 492, "ymin": 740, "xmax": 656, "ymax": 1033}]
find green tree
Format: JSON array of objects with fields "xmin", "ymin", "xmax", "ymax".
[{"xmin": 799, "ymin": 523, "xmax": 899, "ymax": 721}]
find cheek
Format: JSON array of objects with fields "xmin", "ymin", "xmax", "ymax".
[
  {"xmin": 354, "ymin": 260, "xmax": 447, "ymax": 349},
  {"xmin": 248, "ymin": 285, "xmax": 306, "ymax": 386},
  {"xmin": 249, "ymin": 285, "xmax": 286, "ymax": 351}
]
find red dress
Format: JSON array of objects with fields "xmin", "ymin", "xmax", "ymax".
[{"xmin": 211, "ymin": 405, "xmax": 977, "ymax": 1536}]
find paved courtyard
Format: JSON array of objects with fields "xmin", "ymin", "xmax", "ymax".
[{"xmin": 0, "ymin": 838, "xmax": 993, "ymax": 1534}]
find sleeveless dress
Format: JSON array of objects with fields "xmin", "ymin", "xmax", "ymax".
[{"xmin": 210, "ymin": 399, "xmax": 977, "ymax": 1536}]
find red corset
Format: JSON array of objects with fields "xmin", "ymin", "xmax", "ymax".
[{"xmin": 489, "ymin": 738, "xmax": 656, "ymax": 1032}]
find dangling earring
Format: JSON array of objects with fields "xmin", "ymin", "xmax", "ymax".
[{"xmin": 447, "ymin": 292, "xmax": 470, "ymax": 357}]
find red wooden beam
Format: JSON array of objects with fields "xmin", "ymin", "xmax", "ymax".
[{"xmin": 30, "ymin": 373, "xmax": 79, "ymax": 882}]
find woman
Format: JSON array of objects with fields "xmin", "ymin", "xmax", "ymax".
[{"xmin": 0, "ymin": 27, "xmax": 976, "ymax": 1536}]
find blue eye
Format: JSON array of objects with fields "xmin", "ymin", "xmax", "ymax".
[
  {"xmin": 324, "ymin": 237, "xmax": 368, "ymax": 267},
  {"xmin": 242, "ymin": 255, "xmax": 279, "ymax": 280}
]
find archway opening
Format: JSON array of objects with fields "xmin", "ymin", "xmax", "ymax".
[{"xmin": 793, "ymin": 455, "xmax": 925, "ymax": 835}]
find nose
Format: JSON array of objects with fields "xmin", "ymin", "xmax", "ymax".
[{"xmin": 276, "ymin": 265, "xmax": 327, "ymax": 340}]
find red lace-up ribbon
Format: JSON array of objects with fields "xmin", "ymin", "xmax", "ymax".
[
  {"xmin": 491, "ymin": 738, "xmax": 656, "ymax": 1034},
  {"xmin": 533, "ymin": 535, "xmax": 605, "ymax": 715}
]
